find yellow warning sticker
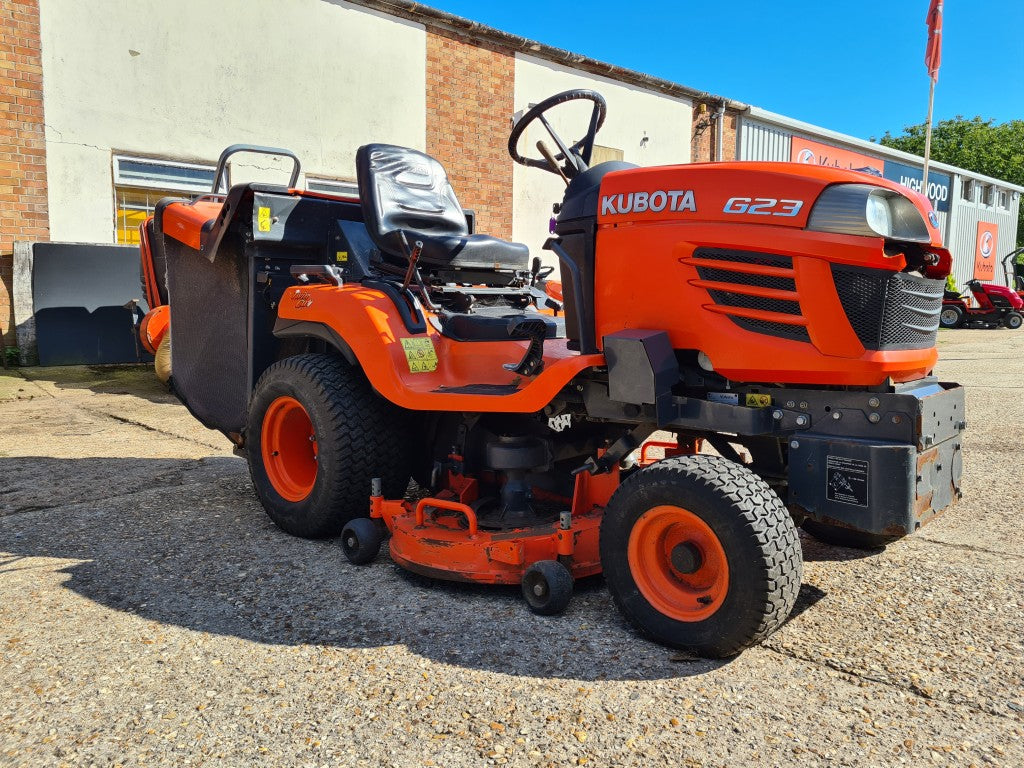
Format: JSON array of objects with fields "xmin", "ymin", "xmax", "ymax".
[
  {"xmin": 745, "ymin": 393, "xmax": 772, "ymax": 408},
  {"xmin": 335, "ymin": 251, "xmax": 349, "ymax": 262},
  {"xmin": 401, "ymin": 337, "xmax": 438, "ymax": 373},
  {"xmin": 257, "ymin": 206, "xmax": 272, "ymax": 232}
]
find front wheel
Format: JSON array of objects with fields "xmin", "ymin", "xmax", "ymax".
[
  {"xmin": 600, "ymin": 455, "xmax": 802, "ymax": 658},
  {"xmin": 246, "ymin": 354, "xmax": 411, "ymax": 539},
  {"xmin": 1004, "ymin": 311, "xmax": 1023, "ymax": 330},
  {"xmin": 939, "ymin": 305, "xmax": 964, "ymax": 329}
]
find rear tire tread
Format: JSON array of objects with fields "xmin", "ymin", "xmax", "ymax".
[{"xmin": 247, "ymin": 353, "xmax": 410, "ymax": 539}]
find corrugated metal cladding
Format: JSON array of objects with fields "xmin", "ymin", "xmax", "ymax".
[
  {"xmin": 946, "ymin": 194, "xmax": 1020, "ymax": 289},
  {"xmin": 740, "ymin": 120, "xmax": 790, "ymax": 162}
]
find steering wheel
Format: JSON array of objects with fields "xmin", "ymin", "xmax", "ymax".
[{"xmin": 508, "ymin": 90, "xmax": 607, "ymax": 180}]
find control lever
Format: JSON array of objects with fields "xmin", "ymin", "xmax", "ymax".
[
  {"xmin": 537, "ymin": 140, "xmax": 569, "ymax": 185},
  {"xmin": 400, "ymin": 231, "xmax": 424, "ymax": 293}
]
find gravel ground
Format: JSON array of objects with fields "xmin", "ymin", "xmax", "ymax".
[{"xmin": 1, "ymin": 330, "xmax": 1023, "ymax": 767}]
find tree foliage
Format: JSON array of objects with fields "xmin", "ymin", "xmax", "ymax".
[{"xmin": 876, "ymin": 117, "xmax": 1024, "ymax": 246}]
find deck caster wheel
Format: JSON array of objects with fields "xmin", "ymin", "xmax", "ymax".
[
  {"xmin": 522, "ymin": 560, "xmax": 573, "ymax": 616},
  {"xmin": 340, "ymin": 518, "xmax": 384, "ymax": 565}
]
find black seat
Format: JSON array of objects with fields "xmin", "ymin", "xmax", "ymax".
[{"xmin": 355, "ymin": 143, "xmax": 529, "ymax": 274}]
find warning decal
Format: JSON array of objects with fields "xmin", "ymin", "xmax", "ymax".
[
  {"xmin": 257, "ymin": 206, "xmax": 272, "ymax": 232},
  {"xmin": 400, "ymin": 337, "xmax": 438, "ymax": 373},
  {"xmin": 826, "ymin": 455, "xmax": 869, "ymax": 507}
]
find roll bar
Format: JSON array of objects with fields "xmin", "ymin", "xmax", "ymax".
[{"xmin": 211, "ymin": 144, "xmax": 302, "ymax": 194}]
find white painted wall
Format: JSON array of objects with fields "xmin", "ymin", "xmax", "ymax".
[
  {"xmin": 512, "ymin": 55, "xmax": 692, "ymax": 261},
  {"xmin": 38, "ymin": 0, "xmax": 426, "ymax": 243}
]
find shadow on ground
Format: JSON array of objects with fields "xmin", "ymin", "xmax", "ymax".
[
  {"xmin": 0, "ymin": 455, "xmax": 835, "ymax": 681},
  {"xmin": 16, "ymin": 364, "xmax": 173, "ymax": 404}
]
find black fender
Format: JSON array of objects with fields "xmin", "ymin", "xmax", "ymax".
[{"xmin": 272, "ymin": 318, "xmax": 357, "ymax": 366}]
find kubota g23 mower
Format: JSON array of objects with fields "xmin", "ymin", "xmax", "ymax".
[{"xmin": 142, "ymin": 90, "xmax": 964, "ymax": 658}]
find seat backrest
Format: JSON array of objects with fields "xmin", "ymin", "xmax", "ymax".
[{"xmin": 356, "ymin": 144, "xmax": 467, "ymax": 254}]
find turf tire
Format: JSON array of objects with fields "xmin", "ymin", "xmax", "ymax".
[
  {"xmin": 247, "ymin": 354, "xmax": 411, "ymax": 539},
  {"xmin": 600, "ymin": 455, "xmax": 802, "ymax": 658},
  {"xmin": 1004, "ymin": 311, "xmax": 1023, "ymax": 330}
]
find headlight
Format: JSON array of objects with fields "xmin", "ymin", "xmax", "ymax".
[{"xmin": 807, "ymin": 183, "xmax": 930, "ymax": 242}]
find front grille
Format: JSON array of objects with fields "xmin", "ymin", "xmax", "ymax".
[
  {"xmin": 693, "ymin": 248, "xmax": 810, "ymax": 342},
  {"xmin": 832, "ymin": 266, "xmax": 943, "ymax": 350}
]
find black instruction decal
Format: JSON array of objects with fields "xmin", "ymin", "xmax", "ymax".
[{"xmin": 826, "ymin": 455, "xmax": 869, "ymax": 507}]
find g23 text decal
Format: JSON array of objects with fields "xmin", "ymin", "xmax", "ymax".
[{"xmin": 722, "ymin": 197, "xmax": 803, "ymax": 217}]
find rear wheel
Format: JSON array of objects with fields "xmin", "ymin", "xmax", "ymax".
[
  {"xmin": 801, "ymin": 519, "xmax": 898, "ymax": 549},
  {"xmin": 600, "ymin": 455, "xmax": 802, "ymax": 658},
  {"xmin": 246, "ymin": 354, "xmax": 411, "ymax": 539},
  {"xmin": 939, "ymin": 305, "xmax": 964, "ymax": 329},
  {"xmin": 1004, "ymin": 311, "xmax": 1023, "ymax": 330}
]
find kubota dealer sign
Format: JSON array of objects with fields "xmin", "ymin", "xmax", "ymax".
[
  {"xmin": 974, "ymin": 222, "xmax": 998, "ymax": 281},
  {"xmin": 790, "ymin": 137, "xmax": 884, "ymax": 176}
]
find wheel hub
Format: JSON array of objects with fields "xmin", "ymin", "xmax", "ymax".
[{"xmin": 670, "ymin": 542, "xmax": 703, "ymax": 574}]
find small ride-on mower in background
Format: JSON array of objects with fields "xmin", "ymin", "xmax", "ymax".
[
  {"xmin": 939, "ymin": 275, "xmax": 1024, "ymax": 330},
  {"xmin": 141, "ymin": 90, "xmax": 965, "ymax": 658}
]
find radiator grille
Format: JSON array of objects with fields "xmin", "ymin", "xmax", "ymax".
[{"xmin": 832, "ymin": 267, "xmax": 943, "ymax": 350}]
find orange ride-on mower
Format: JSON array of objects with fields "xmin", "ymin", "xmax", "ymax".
[{"xmin": 147, "ymin": 90, "xmax": 964, "ymax": 658}]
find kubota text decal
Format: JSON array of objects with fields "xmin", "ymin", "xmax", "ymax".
[{"xmin": 600, "ymin": 189, "xmax": 696, "ymax": 216}]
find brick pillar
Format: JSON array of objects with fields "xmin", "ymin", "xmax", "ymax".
[
  {"xmin": 0, "ymin": 0, "xmax": 48, "ymax": 350},
  {"xmin": 691, "ymin": 105, "xmax": 739, "ymax": 163},
  {"xmin": 425, "ymin": 29, "xmax": 514, "ymax": 239},
  {"xmin": 720, "ymin": 111, "xmax": 738, "ymax": 161}
]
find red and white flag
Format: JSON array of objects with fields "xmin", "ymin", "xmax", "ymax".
[{"xmin": 926, "ymin": 0, "xmax": 943, "ymax": 80}]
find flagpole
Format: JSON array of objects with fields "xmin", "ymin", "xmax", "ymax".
[{"xmin": 923, "ymin": 76, "xmax": 935, "ymax": 189}]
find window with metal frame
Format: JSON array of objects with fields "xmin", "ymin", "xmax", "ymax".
[
  {"xmin": 112, "ymin": 155, "xmax": 216, "ymax": 244},
  {"xmin": 306, "ymin": 177, "xmax": 359, "ymax": 198}
]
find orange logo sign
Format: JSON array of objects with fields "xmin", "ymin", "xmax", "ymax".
[
  {"xmin": 790, "ymin": 137, "xmax": 884, "ymax": 176},
  {"xmin": 974, "ymin": 222, "xmax": 998, "ymax": 281}
]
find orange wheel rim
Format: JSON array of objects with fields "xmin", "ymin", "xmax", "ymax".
[
  {"xmin": 261, "ymin": 396, "xmax": 318, "ymax": 502},
  {"xmin": 627, "ymin": 505, "xmax": 729, "ymax": 622}
]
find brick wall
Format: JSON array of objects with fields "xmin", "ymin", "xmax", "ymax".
[
  {"xmin": 0, "ymin": 0, "xmax": 48, "ymax": 349},
  {"xmin": 690, "ymin": 104, "xmax": 738, "ymax": 163},
  {"xmin": 425, "ymin": 29, "xmax": 514, "ymax": 239}
]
